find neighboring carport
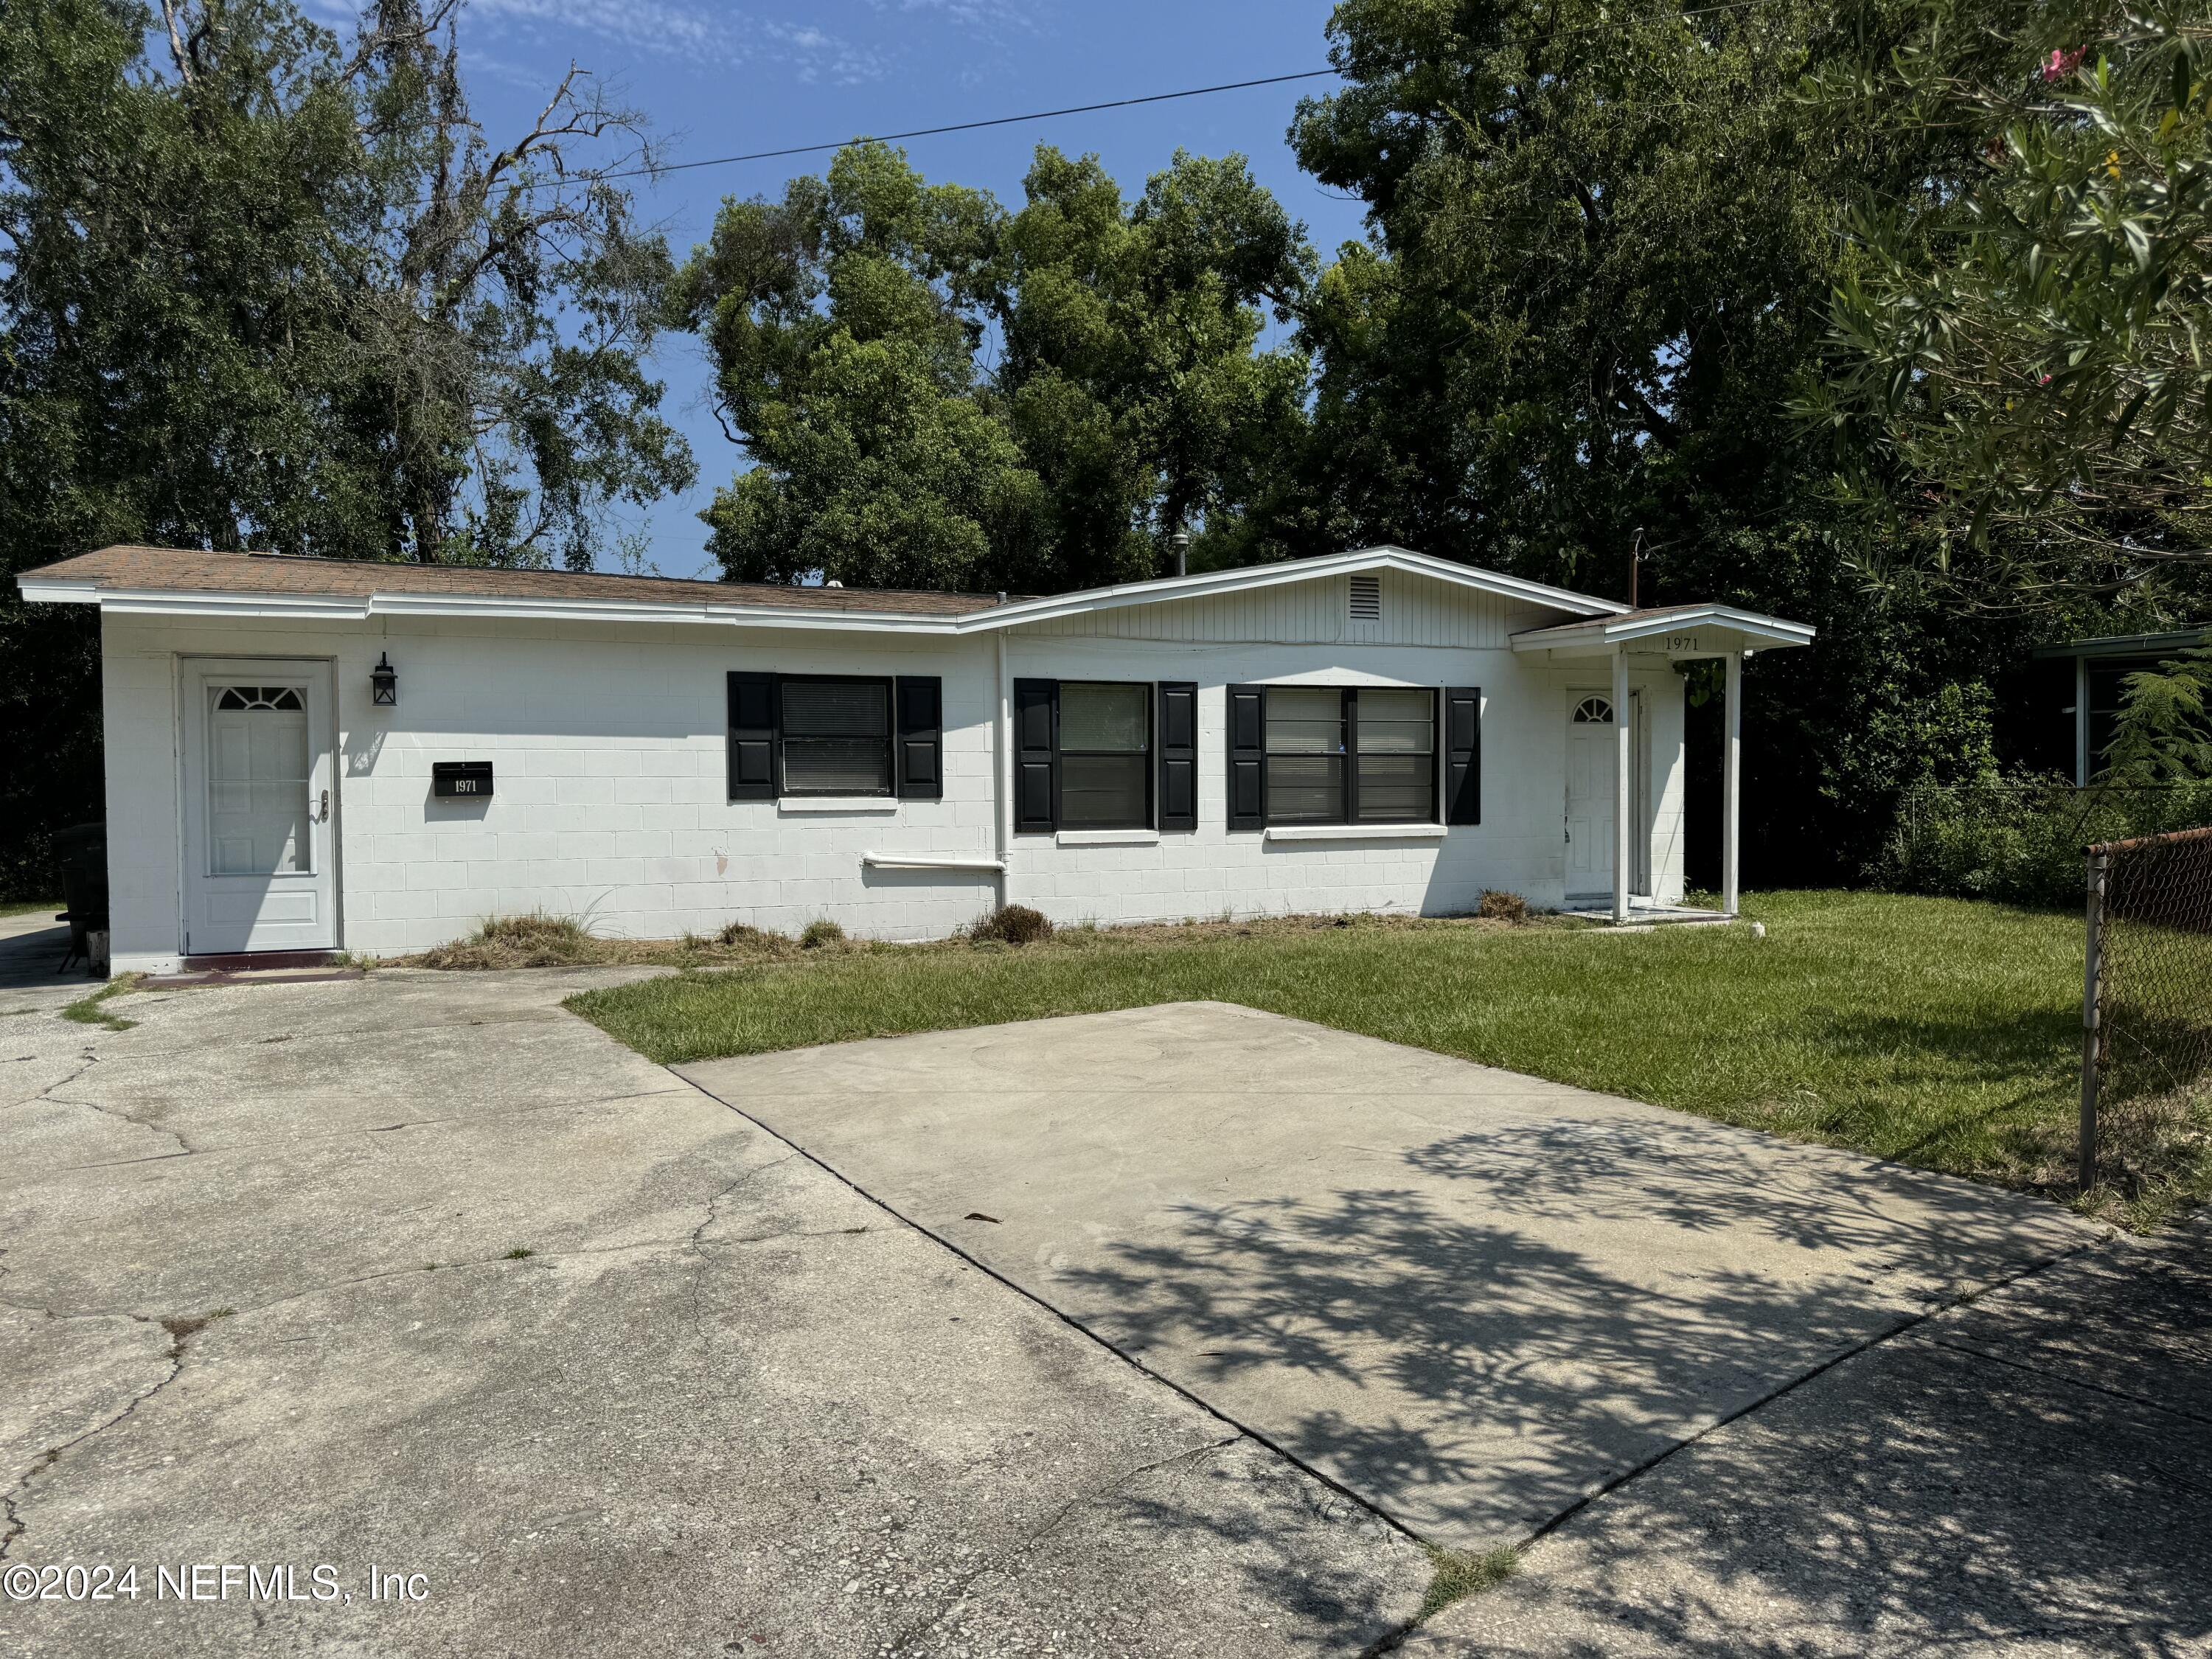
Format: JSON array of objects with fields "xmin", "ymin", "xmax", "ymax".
[{"xmin": 678, "ymin": 1000, "xmax": 2096, "ymax": 1550}]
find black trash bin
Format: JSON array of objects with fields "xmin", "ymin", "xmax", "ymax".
[{"xmin": 52, "ymin": 822, "xmax": 108, "ymax": 976}]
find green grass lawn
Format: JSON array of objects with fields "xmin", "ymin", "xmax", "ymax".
[
  {"xmin": 0, "ymin": 898, "xmax": 60, "ymax": 919},
  {"xmin": 567, "ymin": 891, "xmax": 2208, "ymax": 1228}
]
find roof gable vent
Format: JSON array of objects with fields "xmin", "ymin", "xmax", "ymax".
[{"xmin": 1349, "ymin": 573, "xmax": 1382, "ymax": 621}]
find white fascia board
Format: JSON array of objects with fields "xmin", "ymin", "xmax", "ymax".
[
  {"xmin": 703, "ymin": 607, "xmax": 962, "ymax": 634},
  {"xmin": 954, "ymin": 545, "xmax": 1628, "ymax": 633},
  {"xmin": 1510, "ymin": 605, "xmax": 1815, "ymax": 653},
  {"xmin": 41, "ymin": 585, "xmax": 965, "ymax": 633},
  {"xmin": 365, "ymin": 593, "xmax": 965, "ymax": 633},
  {"xmin": 88, "ymin": 587, "xmax": 371, "ymax": 621},
  {"xmin": 13, "ymin": 578, "xmax": 102, "ymax": 605}
]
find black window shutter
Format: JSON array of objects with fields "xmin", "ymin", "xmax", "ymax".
[
  {"xmin": 1014, "ymin": 678, "xmax": 1057, "ymax": 833},
  {"xmin": 895, "ymin": 676, "xmax": 943, "ymax": 799},
  {"xmin": 1157, "ymin": 681, "xmax": 1197, "ymax": 832},
  {"xmin": 1226, "ymin": 684, "xmax": 1266, "ymax": 831},
  {"xmin": 728, "ymin": 672, "xmax": 777, "ymax": 801},
  {"xmin": 1445, "ymin": 686, "xmax": 1481, "ymax": 825}
]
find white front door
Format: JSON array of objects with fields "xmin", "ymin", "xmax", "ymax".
[
  {"xmin": 180, "ymin": 659, "xmax": 338, "ymax": 956},
  {"xmin": 1565, "ymin": 693, "xmax": 1615, "ymax": 900}
]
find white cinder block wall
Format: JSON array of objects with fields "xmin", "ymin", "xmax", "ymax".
[
  {"xmin": 99, "ymin": 566, "xmax": 1689, "ymax": 970},
  {"xmin": 995, "ymin": 633, "xmax": 1685, "ymax": 928}
]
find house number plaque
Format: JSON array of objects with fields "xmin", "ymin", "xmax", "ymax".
[{"xmin": 431, "ymin": 761, "xmax": 494, "ymax": 799}]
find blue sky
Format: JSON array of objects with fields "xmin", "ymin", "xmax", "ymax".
[{"xmin": 437, "ymin": 0, "xmax": 1364, "ymax": 575}]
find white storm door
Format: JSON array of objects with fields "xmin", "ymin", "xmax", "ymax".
[
  {"xmin": 1564, "ymin": 692, "xmax": 1616, "ymax": 900},
  {"xmin": 181, "ymin": 660, "xmax": 338, "ymax": 956}
]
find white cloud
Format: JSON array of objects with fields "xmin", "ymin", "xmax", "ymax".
[
  {"xmin": 465, "ymin": 0, "xmax": 741, "ymax": 60},
  {"xmin": 301, "ymin": 0, "xmax": 886, "ymax": 80}
]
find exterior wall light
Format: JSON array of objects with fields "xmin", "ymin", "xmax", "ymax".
[{"xmin": 370, "ymin": 652, "xmax": 398, "ymax": 707}]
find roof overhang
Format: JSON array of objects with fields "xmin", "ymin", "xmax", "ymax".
[
  {"xmin": 15, "ymin": 580, "xmax": 983, "ymax": 633},
  {"xmin": 2029, "ymin": 629, "xmax": 2207, "ymax": 661},
  {"xmin": 18, "ymin": 543, "xmax": 1631, "ymax": 635},
  {"xmin": 959, "ymin": 544, "xmax": 1627, "ymax": 633},
  {"xmin": 1510, "ymin": 605, "xmax": 1815, "ymax": 661}
]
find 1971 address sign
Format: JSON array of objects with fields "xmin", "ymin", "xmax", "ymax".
[{"xmin": 431, "ymin": 761, "xmax": 493, "ymax": 799}]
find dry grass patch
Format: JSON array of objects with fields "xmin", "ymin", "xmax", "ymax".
[
  {"xmin": 406, "ymin": 905, "xmax": 1544, "ymax": 973},
  {"xmin": 409, "ymin": 913, "xmax": 805, "ymax": 970},
  {"xmin": 969, "ymin": 903, "xmax": 1054, "ymax": 945},
  {"xmin": 1477, "ymin": 888, "xmax": 1531, "ymax": 923}
]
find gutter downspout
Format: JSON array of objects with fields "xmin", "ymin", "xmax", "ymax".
[{"xmin": 996, "ymin": 630, "xmax": 1012, "ymax": 908}]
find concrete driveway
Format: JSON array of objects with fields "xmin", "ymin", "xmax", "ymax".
[
  {"xmin": 677, "ymin": 1001, "xmax": 2096, "ymax": 1548},
  {"xmin": 1, "ymin": 972, "xmax": 1429, "ymax": 1657},
  {"xmin": 7, "ymin": 970, "xmax": 2202, "ymax": 1657}
]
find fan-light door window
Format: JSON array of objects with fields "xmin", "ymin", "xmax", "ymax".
[{"xmin": 181, "ymin": 660, "xmax": 338, "ymax": 956}]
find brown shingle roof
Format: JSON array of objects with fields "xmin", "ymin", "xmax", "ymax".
[{"xmin": 21, "ymin": 546, "xmax": 1010, "ymax": 617}]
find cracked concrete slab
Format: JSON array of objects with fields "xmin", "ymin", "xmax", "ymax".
[
  {"xmin": 0, "ymin": 1304, "xmax": 175, "ymax": 1492},
  {"xmin": 0, "ymin": 1089, "xmax": 798, "ymax": 1313},
  {"xmin": 29, "ymin": 1017, "xmax": 691, "ymax": 1155},
  {"xmin": 0, "ymin": 970, "xmax": 1428, "ymax": 1656},
  {"xmin": 1407, "ymin": 1212, "xmax": 2212, "ymax": 1658},
  {"xmin": 676, "ymin": 1000, "xmax": 2100, "ymax": 1551}
]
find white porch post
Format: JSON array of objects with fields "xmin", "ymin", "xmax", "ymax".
[
  {"xmin": 1612, "ymin": 644, "xmax": 1630, "ymax": 925},
  {"xmin": 1722, "ymin": 649, "xmax": 1742, "ymax": 918}
]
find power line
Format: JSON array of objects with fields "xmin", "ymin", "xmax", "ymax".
[
  {"xmin": 484, "ymin": 0, "xmax": 1799, "ymax": 199},
  {"xmin": 591, "ymin": 69, "xmax": 1342, "ymax": 192}
]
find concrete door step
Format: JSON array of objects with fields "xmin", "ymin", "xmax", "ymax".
[{"xmin": 141, "ymin": 967, "xmax": 365, "ymax": 989}]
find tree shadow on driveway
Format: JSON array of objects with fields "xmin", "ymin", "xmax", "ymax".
[
  {"xmin": 1054, "ymin": 1114, "xmax": 2090, "ymax": 1547},
  {"xmin": 1409, "ymin": 1217, "xmax": 2212, "ymax": 1657}
]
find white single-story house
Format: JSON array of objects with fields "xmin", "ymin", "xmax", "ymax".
[{"xmin": 18, "ymin": 543, "xmax": 1813, "ymax": 973}]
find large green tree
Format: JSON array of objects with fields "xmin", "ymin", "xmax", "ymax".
[
  {"xmin": 674, "ymin": 142, "xmax": 1313, "ymax": 593},
  {"xmin": 671, "ymin": 143, "xmax": 1045, "ymax": 592},
  {"xmin": 1278, "ymin": 0, "xmax": 2107, "ymax": 876},
  {"xmin": 990, "ymin": 146, "xmax": 1313, "ymax": 578},
  {"xmin": 0, "ymin": 0, "xmax": 694, "ymax": 894}
]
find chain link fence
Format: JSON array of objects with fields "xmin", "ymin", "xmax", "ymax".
[{"xmin": 2080, "ymin": 824, "xmax": 2212, "ymax": 1193}]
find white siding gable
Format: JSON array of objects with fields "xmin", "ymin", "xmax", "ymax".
[{"xmin": 1012, "ymin": 566, "xmax": 1558, "ymax": 648}]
